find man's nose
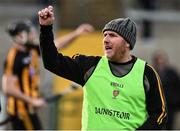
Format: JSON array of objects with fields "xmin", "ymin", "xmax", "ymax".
[{"xmin": 103, "ymin": 35, "xmax": 110, "ymax": 43}]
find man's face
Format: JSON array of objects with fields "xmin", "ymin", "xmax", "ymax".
[
  {"xmin": 103, "ymin": 30, "xmax": 129, "ymax": 62},
  {"xmin": 14, "ymin": 31, "xmax": 28, "ymax": 45}
]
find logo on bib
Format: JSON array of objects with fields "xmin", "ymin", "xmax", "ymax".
[{"xmin": 113, "ymin": 89, "xmax": 120, "ymax": 99}]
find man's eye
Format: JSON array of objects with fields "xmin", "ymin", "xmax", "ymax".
[{"xmin": 109, "ymin": 34, "xmax": 115, "ymax": 37}]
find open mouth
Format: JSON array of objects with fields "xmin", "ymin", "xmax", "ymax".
[{"xmin": 105, "ymin": 46, "xmax": 112, "ymax": 50}]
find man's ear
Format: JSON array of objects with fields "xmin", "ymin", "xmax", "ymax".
[{"xmin": 125, "ymin": 42, "xmax": 130, "ymax": 48}]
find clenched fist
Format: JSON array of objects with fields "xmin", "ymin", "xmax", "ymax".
[{"xmin": 38, "ymin": 6, "xmax": 55, "ymax": 26}]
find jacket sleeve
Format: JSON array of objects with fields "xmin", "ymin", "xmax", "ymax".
[
  {"xmin": 39, "ymin": 25, "xmax": 100, "ymax": 86},
  {"xmin": 40, "ymin": 25, "xmax": 84, "ymax": 85},
  {"xmin": 137, "ymin": 64, "xmax": 167, "ymax": 130}
]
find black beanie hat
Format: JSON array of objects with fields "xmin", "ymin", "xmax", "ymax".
[
  {"xmin": 102, "ymin": 17, "xmax": 136, "ymax": 49},
  {"xmin": 6, "ymin": 20, "xmax": 30, "ymax": 37}
]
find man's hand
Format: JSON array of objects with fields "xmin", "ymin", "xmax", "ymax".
[
  {"xmin": 38, "ymin": 6, "xmax": 55, "ymax": 26},
  {"xmin": 75, "ymin": 24, "xmax": 94, "ymax": 36},
  {"xmin": 30, "ymin": 98, "xmax": 47, "ymax": 108}
]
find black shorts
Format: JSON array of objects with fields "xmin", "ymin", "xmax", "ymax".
[{"xmin": 10, "ymin": 113, "xmax": 42, "ymax": 130}]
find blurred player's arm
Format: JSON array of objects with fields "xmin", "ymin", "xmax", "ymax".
[
  {"xmin": 2, "ymin": 74, "xmax": 46, "ymax": 108},
  {"xmin": 55, "ymin": 24, "xmax": 94, "ymax": 50}
]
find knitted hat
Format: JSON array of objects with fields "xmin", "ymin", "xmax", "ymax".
[{"xmin": 102, "ymin": 17, "xmax": 136, "ymax": 49}]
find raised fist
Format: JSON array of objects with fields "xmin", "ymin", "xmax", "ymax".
[{"xmin": 38, "ymin": 6, "xmax": 55, "ymax": 26}]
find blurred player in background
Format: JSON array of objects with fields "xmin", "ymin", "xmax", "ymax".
[
  {"xmin": 2, "ymin": 20, "xmax": 46, "ymax": 130},
  {"xmin": 2, "ymin": 19, "xmax": 94, "ymax": 130},
  {"xmin": 152, "ymin": 50, "xmax": 180, "ymax": 130}
]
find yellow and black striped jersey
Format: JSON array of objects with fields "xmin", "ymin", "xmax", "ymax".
[{"xmin": 3, "ymin": 44, "xmax": 40, "ymax": 116}]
